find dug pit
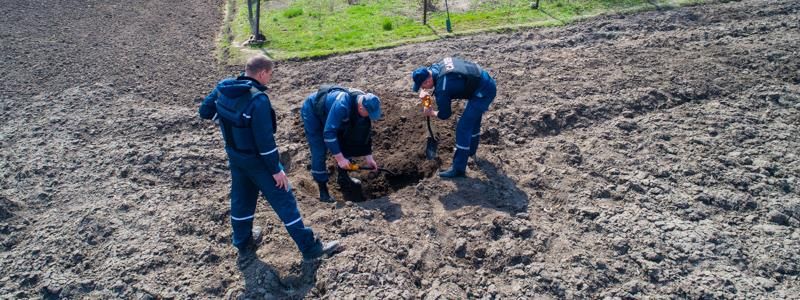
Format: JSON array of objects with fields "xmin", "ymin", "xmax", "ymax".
[
  {"xmin": 304, "ymin": 92, "xmax": 459, "ymax": 201},
  {"xmin": 346, "ymin": 96, "xmax": 458, "ymax": 201}
]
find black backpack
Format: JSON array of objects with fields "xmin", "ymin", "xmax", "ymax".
[
  {"xmin": 438, "ymin": 57, "xmax": 483, "ymax": 98},
  {"xmin": 311, "ymin": 84, "xmax": 365, "ymax": 122}
]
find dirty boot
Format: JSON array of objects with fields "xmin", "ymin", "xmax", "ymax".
[
  {"xmin": 337, "ymin": 168, "xmax": 361, "ymax": 190},
  {"xmin": 439, "ymin": 167, "xmax": 466, "ymax": 178},
  {"xmin": 237, "ymin": 226, "xmax": 263, "ymax": 268},
  {"xmin": 302, "ymin": 239, "xmax": 343, "ymax": 262},
  {"xmin": 317, "ymin": 182, "xmax": 335, "ymax": 203}
]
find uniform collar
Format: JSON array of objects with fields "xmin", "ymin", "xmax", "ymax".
[{"xmin": 237, "ymin": 75, "xmax": 268, "ymax": 91}]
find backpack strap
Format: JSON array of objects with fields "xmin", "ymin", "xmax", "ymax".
[
  {"xmin": 218, "ymin": 86, "xmax": 269, "ymax": 151},
  {"xmin": 312, "ymin": 84, "xmax": 351, "ymax": 121}
]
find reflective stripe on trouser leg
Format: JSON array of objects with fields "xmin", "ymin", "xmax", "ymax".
[
  {"xmin": 454, "ymin": 102, "xmax": 485, "ymax": 171},
  {"xmin": 302, "ymin": 99, "xmax": 330, "ymax": 183},
  {"xmin": 467, "ymin": 79, "xmax": 496, "ymax": 157},
  {"xmin": 229, "ymin": 164, "xmax": 259, "ymax": 250},
  {"xmin": 250, "ymin": 168, "xmax": 318, "ymax": 254},
  {"xmin": 469, "ymin": 116, "xmax": 482, "ymax": 157}
]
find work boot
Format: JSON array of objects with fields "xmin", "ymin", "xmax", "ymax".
[
  {"xmin": 439, "ymin": 168, "xmax": 466, "ymax": 178},
  {"xmin": 303, "ymin": 239, "xmax": 343, "ymax": 262},
  {"xmin": 237, "ymin": 226, "xmax": 263, "ymax": 268},
  {"xmin": 317, "ymin": 182, "xmax": 335, "ymax": 203},
  {"xmin": 337, "ymin": 168, "xmax": 361, "ymax": 190}
]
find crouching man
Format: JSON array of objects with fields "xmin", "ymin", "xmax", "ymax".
[{"xmin": 301, "ymin": 85, "xmax": 382, "ymax": 202}]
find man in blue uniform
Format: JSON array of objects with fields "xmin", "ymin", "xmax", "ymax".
[
  {"xmin": 301, "ymin": 85, "xmax": 382, "ymax": 202},
  {"xmin": 411, "ymin": 57, "xmax": 497, "ymax": 178},
  {"xmin": 199, "ymin": 55, "xmax": 341, "ymax": 265}
]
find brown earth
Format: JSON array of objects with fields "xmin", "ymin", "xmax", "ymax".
[{"xmin": 2, "ymin": 0, "xmax": 799, "ymax": 298}]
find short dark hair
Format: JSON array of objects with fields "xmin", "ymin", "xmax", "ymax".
[{"xmin": 245, "ymin": 55, "xmax": 274, "ymax": 75}]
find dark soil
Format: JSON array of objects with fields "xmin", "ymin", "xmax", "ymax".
[{"xmin": 1, "ymin": 0, "xmax": 799, "ymax": 298}]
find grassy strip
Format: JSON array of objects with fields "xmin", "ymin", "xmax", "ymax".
[
  {"xmin": 217, "ymin": 0, "xmax": 235, "ymax": 62},
  {"xmin": 220, "ymin": 0, "xmax": 705, "ymax": 61}
]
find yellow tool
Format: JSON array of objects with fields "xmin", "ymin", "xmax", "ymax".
[
  {"xmin": 344, "ymin": 163, "xmax": 397, "ymax": 175},
  {"xmin": 421, "ymin": 94, "xmax": 433, "ymax": 109},
  {"xmin": 421, "ymin": 94, "xmax": 438, "ymax": 160}
]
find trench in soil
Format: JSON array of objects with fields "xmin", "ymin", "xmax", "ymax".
[{"xmin": 327, "ymin": 94, "xmax": 459, "ymax": 201}]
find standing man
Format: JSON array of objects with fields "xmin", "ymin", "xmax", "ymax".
[
  {"xmin": 198, "ymin": 55, "xmax": 340, "ymax": 265},
  {"xmin": 411, "ymin": 57, "xmax": 497, "ymax": 178},
  {"xmin": 301, "ymin": 85, "xmax": 382, "ymax": 202}
]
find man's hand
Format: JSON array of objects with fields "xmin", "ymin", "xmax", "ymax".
[
  {"xmin": 273, "ymin": 170, "xmax": 290, "ymax": 191},
  {"xmin": 419, "ymin": 89, "xmax": 431, "ymax": 99},
  {"xmin": 423, "ymin": 108, "xmax": 438, "ymax": 118},
  {"xmin": 365, "ymin": 155, "xmax": 378, "ymax": 172},
  {"xmin": 334, "ymin": 153, "xmax": 351, "ymax": 170}
]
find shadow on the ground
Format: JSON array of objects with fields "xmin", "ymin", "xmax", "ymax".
[
  {"xmin": 439, "ymin": 158, "xmax": 529, "ymax": 214},
  {"xmin": 356, "ymin": 197, "xmax": 404, "ymax": 222},
  {"xmin": 538, "ymin": 8, "xmax": 566, "ymax": 25},
  {"xmin": 647, "ymin": 0, "xmax": 664, "ymax": 10},
  {"xmin": 426, "ymin": 24, "xmax": 443, "ymax": 37},
  {"xmin": 240, "ymin": 257, "xmax": 321, "ymax": 299}
]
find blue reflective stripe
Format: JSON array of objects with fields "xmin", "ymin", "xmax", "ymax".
[
  {"xmin": 324, "ymin": 138, "xmax": 337, "ymax": 143},
  {"xmin": 456, "ymin": 144, "xmax": 470, "ymax": 150},
  {"xmin": 311, "ymin": 170, "xmax": 328, "ymax": 174},
  {"xmin": 285, "ymin": 217, "xmax": 302, "ymax": 227},
  {"xmin": 260, "ymin": 148, "xmax": 278, "ymax": 156},
  {"xmin": 231, "ymin": 214, "xmax": 254, "ymax": 221}
]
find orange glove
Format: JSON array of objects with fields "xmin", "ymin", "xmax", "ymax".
[{"xmin": 421, "ymin": 95, "xmax": 433, "ymax": 109}]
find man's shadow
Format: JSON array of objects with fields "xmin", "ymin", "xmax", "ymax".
[
  {"xmin": 439, "ymin": 158, "xmax": 529, "ymax": 214},
  {"xmin": 239, "ymin": 257, "xmax": 321, "ymax": 299},
  {"xmin": 356, "ymin": 197, "xmax": 404, "ymax": 222}
]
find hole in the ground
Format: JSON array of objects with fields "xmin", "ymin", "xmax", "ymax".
[
  {"xmin": 331, "ymin": 149, "xmax": 444, "ymax": 201},
  {"xmin": 291, "ymin": 88, "xmax": 470, "ymax": 201},
  {"xmin": 328, "ymin": 93, "xmax": 462, "ymax": 201},
  {"xmin": 334, "ymin": 158, "xmax": 439, "ymax": 201}
]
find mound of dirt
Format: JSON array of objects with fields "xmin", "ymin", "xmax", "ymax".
[{"xmin": 2, "ymin": 0, "xmax": 799, "ymax": 298}]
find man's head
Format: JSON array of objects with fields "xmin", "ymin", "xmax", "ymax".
[
  {"xmin": 411, "ymin": 67, "xmax": 433, "ymax": 92},
  {"xmin": 245, "ymin": 55, "xmax": 275, "ymax": 86},
  {"xmin": 357, "ymin": 93, "xmax": 382, "ymax": 121}
]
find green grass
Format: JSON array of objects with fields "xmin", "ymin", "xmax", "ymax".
[
  {"xmin": 221, "ymin": 0, "xmax": 704, "ymax": 61},
  {"xmin": 283, "ymin": 7, "xmax": 304, "ymax": 18}
]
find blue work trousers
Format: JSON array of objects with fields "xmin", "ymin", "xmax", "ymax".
[
  {"xmin": 227, "ymin": 151, "xmax": 317, "ymax": 255},
  {"xmin": 452, "ymin": 76, "xmax": 497, "ymax": 172},
  {"xmin": 301, "ymin": 96, "xmax": 331, "ymax": 183}
]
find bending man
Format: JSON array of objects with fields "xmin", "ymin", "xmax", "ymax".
[
  {"xmin": 301, "ymin": 85, "xmax": 382, "ymax": 202},
  {"xmin": 411, "ymin": 57, "xmax": 497, "ymax": 178}
]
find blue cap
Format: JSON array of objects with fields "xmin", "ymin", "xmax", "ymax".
[
  {"xmin": 361, "ymin": 93, "xmax": 382, "ymax": 121},
  {"xmin": 411, "ymin": 67, "xmax": 430, "ymax": 92}
]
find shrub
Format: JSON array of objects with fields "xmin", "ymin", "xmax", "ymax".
[
  {"xmin": 283, "ymin": 7, "xmax": 303, "ymax": 18},
  {"xmin": 382, "ymin": 18, "xmax": 393, "ymax": 31}
]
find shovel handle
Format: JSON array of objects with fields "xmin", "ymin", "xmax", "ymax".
[
  {"xmin": 345, "ymin": 164, "xmax": 397, "ymax": 176},
  {"xmin": 426, "ymin": 116, "xmax": 436, "ymax": 139}
]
